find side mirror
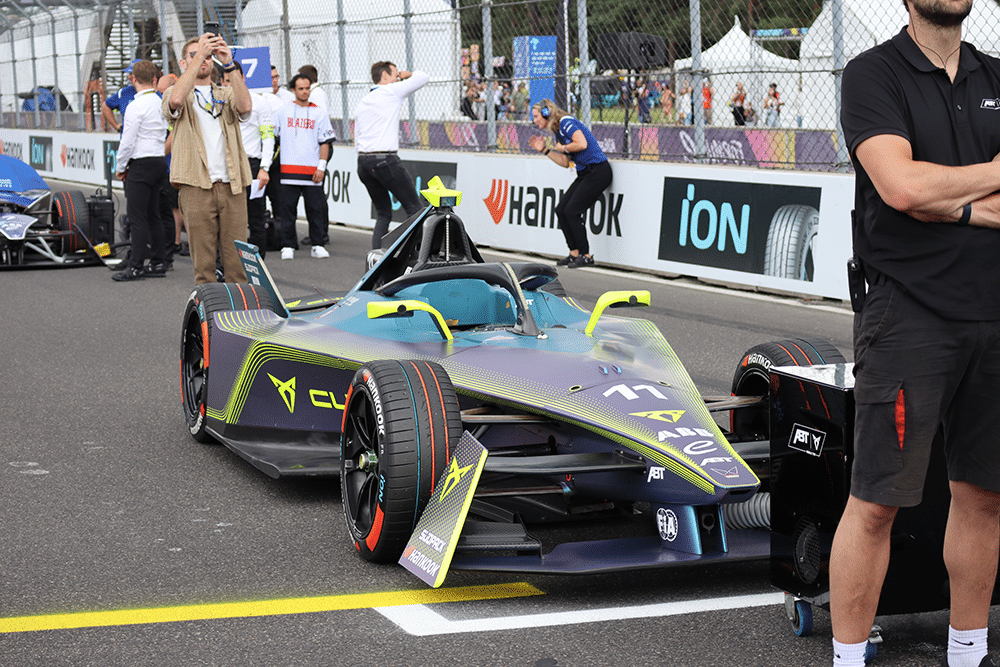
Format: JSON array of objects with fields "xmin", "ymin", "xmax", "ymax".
[
  {"xmin": 584, "ymin": 290, "xmax": 651, "ymax": 337},
  {"xmin": 367, "ymin": 300, "xmax": 453, "ymax": 341}
]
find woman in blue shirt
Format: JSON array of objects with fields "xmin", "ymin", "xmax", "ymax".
[{"xmin": 528, "ymin": 99, "xmax": 613, "ymax": 268}]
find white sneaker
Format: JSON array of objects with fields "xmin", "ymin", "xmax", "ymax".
[
  {"xmin": 280, "ymin": 247, "xmax": 294, "ymax": 260},
  {"xmin": 310, "ymin": 245, "xmax": 330, "ymax": 258}
]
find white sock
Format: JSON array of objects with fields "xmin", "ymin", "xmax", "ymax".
[
  {"xmin": 833, "ymin": 638, "xmax": 868, "ymax": 667},
  {"xmin": 946, "ymin": 626, "xmax": 988, "ymax": 667}
]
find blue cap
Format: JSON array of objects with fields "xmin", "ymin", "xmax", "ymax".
[{"xmin": 123, "ymin": 58, "xmax": 142, "ymax": 74}]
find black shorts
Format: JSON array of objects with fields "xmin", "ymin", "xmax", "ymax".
[{"xmin": 852, "ymin": 279, "xmax": 1000, "ymax": 506}]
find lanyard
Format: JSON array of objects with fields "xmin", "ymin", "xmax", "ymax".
[{"xmin": 194, "ymin": 87, "xmax": 225, "ymax": 118}]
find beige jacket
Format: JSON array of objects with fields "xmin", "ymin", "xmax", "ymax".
[{"xmin": 161, "ymin": 84, "xmax": 251, "ymax": 194}]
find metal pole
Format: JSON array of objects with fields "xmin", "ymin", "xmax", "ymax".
[
  {"xmin": 554, "ymin": 0, "xmax": 565, "ymax": 109},
  {"xmin": 403, "ymin": 0, "xmax": 416, "ymax": 147},
  {"xmin": 0, "ymin": 14, "xmax": 12, "ymax": 127},
  {"xmin": 337, "ymin": 0, "xmax": 349, "ymax": 142},
  {"xmin": 127, "ymin": 0, "xmax": 134, "ymax": 62},
  {"xmin": 31, "ymin": 0, "xmax": 60, "ymax": 128},
  {"xmin": 482, "ymin": 0, "xmax": 495, "ymax": 151},
  {"xmin": 832, "ymin": 0, "xmax": 849, "ymax": 171},
  {"xmin": 56, "ymin": 0, "xmax": 84, "ymax": 127},
  {"xmin": 281, "ymin": 0, "xmax": 291, "ymax": 82},
  {"xmin": 197, "ymin": 0, "xmax": 204, "ymax": 37},
  {"xmin": 10, "ymin": 4, "xmax": 41, "ymax": 128},
  {"xmin": 689, "ymin": 0, "xmax": 705, "ymax": 163},
  {"xmin": 160, "ymin": 0, "xmax": 168, "ymax": 72},
  {"xmin": 577, "ymin": 0, "xmax": 590, "ymax": 127}
]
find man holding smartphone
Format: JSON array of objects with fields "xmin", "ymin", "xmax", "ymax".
[{"xmin": 162, "ymin": 32, "xmax": 252, "ymax": 285}]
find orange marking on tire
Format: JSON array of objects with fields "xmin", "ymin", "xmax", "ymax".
[
  {"xmin": 365, "ymin": 505, "xmax": 384, "ymax": 551},
  {"xmin": 201, "ymin": 320, "xmax": 210, "ymax": 368},
  {"xmin": 409, "ymin": 361, "xmax": 436, "ymax": 492},
  {"xmin": 425, "ymin": 361, "xmax": 450, "ymax": 463}
]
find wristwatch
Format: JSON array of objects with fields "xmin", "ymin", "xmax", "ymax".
[{"xmin": 222, "ymin": 61, "xmax": 238, "ymax": 72}]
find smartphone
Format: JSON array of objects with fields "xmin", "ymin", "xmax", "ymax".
[{"xmin": 204, "ymin": 21, "xmax": 221, "ymax": 37}]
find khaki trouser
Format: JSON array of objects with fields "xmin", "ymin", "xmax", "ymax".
[{"xmin": 178, "ymin": 182, "xmax": 249, "ymax": 285}]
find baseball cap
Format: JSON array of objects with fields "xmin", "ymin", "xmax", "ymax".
[{"xmin": 123, "ymin": 58, "xmax": 142, "ymax": 74}]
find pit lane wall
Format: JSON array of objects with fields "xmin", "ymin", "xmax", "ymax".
[{"xmin": 0, "ymin": 128, "xmax": 854, "ymax": 301}]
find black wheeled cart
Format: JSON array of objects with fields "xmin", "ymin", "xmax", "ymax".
[{"xmin": 768, "ymin": 362, "xmax": 1000, "ymax": 661}]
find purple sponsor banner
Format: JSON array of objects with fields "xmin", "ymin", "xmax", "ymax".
[{"xmin": 343, "ymin": 119, "xmax": 841, "ymax": 171}]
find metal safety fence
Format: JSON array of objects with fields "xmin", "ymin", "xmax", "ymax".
[{"xmin": 3, "ymin": 0, "xmax": 1000, "ymax": 170}]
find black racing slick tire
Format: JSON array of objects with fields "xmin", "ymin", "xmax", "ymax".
[
  {"xmin": 341, "ymin": 360, "xmax": 462, "ymax": 563},
  {"xmin": 180, "ymin": 283, "xmax": 275, "ymax": 443},
  {"xmin": 730, "ymin": 338, "xmax": 845, "ymax": 444},
  {"xmin": 53, "ymin": 189, "xmax": 91, "ymax": 255}
]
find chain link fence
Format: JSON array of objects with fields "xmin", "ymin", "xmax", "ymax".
[{"xmin": 3, "ymin": 0, "xmax": 1000, "ymax": 170}]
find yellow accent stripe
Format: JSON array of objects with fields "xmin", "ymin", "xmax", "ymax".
[{"xmin": 0, "ymin": 583, "xmax": 544, "ymax": 634}]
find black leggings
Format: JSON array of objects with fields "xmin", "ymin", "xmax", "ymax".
[{"xmin": 555, "ymin": 160, "xmax": 612, "ymax": 255}]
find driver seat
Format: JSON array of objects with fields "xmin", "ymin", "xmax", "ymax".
[{"xmin": 411, "ymin": 210, "xmax": 476, "ymax": 272}]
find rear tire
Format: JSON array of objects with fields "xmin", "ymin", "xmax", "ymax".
[
  {"xmin": 180, "ymin": 283, "xmax": 275, "ymax": 443},
  {"xmin": 341, "ymin": 360, "xmax": 461, "ymax": 563},
  {"xmin": 53, "ymin": 190, "xmax": 90, "ymax": 255}
]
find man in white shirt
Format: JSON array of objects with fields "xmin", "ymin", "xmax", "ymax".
[
  {"xmin": 354, "ymin": 61, "xmax": 429, "ymax": 249},
  {"xmin": 224, "ymin": 60, "xmax": 276, "ymax": 258},
  {"xmin": 274, "ymin": 72, "xmax": 335, "ymax": 260},
  {"xmin": 113, "ymin": 59, "xmax": 169, "ymax": 282}
]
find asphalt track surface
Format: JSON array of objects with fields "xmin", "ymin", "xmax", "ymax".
[{"xmin": 4, "ymin": 184, "xmax": 999, "ymax": 666}]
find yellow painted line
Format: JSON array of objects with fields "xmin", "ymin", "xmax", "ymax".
[{"xmin": 0, "ymin": 582, "xmax": 544, "ymax": 634}]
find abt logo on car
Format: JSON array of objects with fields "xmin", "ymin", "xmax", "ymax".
[
  {"xmin": 788, "ymin": 423, "xmax": 826, "ymax": 457},
  {"xmin": 483, "ymin": 177, "xmax": 623, "ymax": 238}
]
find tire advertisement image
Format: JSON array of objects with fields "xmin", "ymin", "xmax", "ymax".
[{"xmin": 657, "ymin": 177, "xmax": 822, "ymax": 281}]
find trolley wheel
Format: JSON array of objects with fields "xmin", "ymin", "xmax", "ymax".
[
  {"xmin": 865, "ymin": 640, "xmax": 877, "ymax": 663},
  {"xmin": 790, "ymin": 598, "xmax": 813, "ymax": 637}
]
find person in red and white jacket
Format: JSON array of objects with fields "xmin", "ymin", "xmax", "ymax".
[{"xmin": 273, "ymin": 73, "xmax": 335, "ymax": 260}]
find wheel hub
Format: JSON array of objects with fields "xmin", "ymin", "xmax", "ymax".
[{"xmin": 357, "ymin": 451, "xmax": 378, "ymax": 473}]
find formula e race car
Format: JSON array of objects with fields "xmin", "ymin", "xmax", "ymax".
[
  {"xmin": 179, "ymin": 178, "xmax": 843, "ymax": 586},
  {"xmin": 0, "ymin": 155, "xmax": 115, "ymax": 268}
]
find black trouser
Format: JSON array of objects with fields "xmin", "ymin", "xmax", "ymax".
[
  {"xmin": 280, "ymin": 182, "xmax": 328, "ymax": 249},
  {"xmin": 357, "ymin": 153, "xmax": 422, "ymax": 249},
  {"xmin": 555, "ymin": 160, "xmax": 613, "ymax": 256},
  {"xmin": 158, "ymin": 178, "xmax": 176, "ymax": 265},
  {"xmin": 246, "ymin": 157, "xmax": 267, "ymax": 258},
  {"xmin": 124, "ymin": 156, "xmax": 168, "ymax": 270}
]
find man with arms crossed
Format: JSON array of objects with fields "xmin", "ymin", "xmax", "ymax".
[
  {"xmin": 832, "ymin": 1, "xmax": 1000, "ymax": 666},
  {"xmin": 354, "ymin": 61, "xmax": 429, "ymax": 249},
  {"xmin": 274, "ymin": 73, "xmax": 334, "ymax": 260},
  {"xmin": 163, "ymin": 33, "xmax": 252, "ymax": 284}
]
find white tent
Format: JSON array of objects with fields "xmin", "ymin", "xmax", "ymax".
[
  {"xmin": 238, "ymin": 0, "xmax": 460, "ymax": 122},
  {"xmin": 674, "ymin": 17, "xmax": 800, "ymax": 126},
  {"xmin": 799, "ymin": 0, "xmax": 1000, "ymax": 129}
]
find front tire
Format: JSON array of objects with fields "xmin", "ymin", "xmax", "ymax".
[
  {"xmin": 730, "ymin": 338, "xmax": 845, "ymax": 444},
  {"xmin": 341, "ymin": 360, "xmax": 461, "ymax": 563},
  {"xmin": 53, "ymin": 189, "xmax": 90, "ymax": 255},
  {"xmin": 180, "ymin": 283, "xmax": 274, "ymax": 443}
]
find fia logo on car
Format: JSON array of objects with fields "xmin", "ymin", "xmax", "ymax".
[
  {"xmin": 789, "ymin": 423, "xmax": 826, "ymax": 457},
  {"xmin": 656, "ymin": 507, "xmax": 679, "ymax": 542}
]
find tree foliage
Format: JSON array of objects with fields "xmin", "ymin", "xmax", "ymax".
[{"xmin": 455, "ymin": 0, "xmax": 823, "ymax": 67}]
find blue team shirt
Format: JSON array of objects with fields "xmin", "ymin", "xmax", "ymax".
[
  {"xmin": 105, "ymin": 84, "xmax": 137, "ymax": 119},
  {"xmin": 555, "ymin": 115, "xmax": 607, "ymax": 171}
]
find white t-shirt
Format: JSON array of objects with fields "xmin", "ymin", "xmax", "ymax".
[
  {"xmin": 274, "ymin": 100, "xmax": 335, "ymax": 186},
  {"xmin": 193, "ymin": 85, "xmax": 228, "ymax": 182},
  {"xmin": 353, "ymin": 71, "xmax": 429, "ymax": 153}
]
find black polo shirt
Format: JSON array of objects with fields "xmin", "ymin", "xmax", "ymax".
[{"xmin": 843, "ymin": 27, "xmax": 1000, "ymax": 320}]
